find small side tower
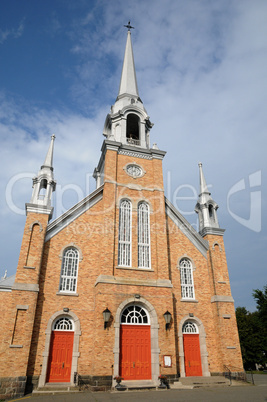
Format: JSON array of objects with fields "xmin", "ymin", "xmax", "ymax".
[
  {"xmin": 26, "ymin": 134, "xmax": 56, "ymax": 219},
  {"xmin": 195, "ymin": 162, "xmax": 220, "ymax": 235},
  {"xmin": 195, "ymin": 163, "xmax": 243, "ymax": 373},
  {"xmin": 1, "ymin": 136, "xmax": 57, "ymax": 397}
]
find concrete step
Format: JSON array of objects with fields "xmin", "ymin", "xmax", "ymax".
[
  {"xmin": 118, "ymin": 380, "xmax": 156, "ymax": 391},
  {"xmin": 170, "ymin": 381, "xmax": 193, "ymax": 389},
  {"xmin": 179, "ymin": 376, "xmax": 229, "ymax": 388},
  {"xmin": 33, "ymin": 383, "xmax": 80, "ymax": 395}
]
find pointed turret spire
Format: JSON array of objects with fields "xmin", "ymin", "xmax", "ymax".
[
  {"xmin": 118, "ymin": 29, "xmax": 139, "ymax": 99},
  {"xmin": 195, "ymin": 163, "xmax": 220, "ymax": 235},
  {"xmin": 26, "ymin": 135, "xmax": 56, "ymax": 220},
  {"xmin": 42, "ymin": 134, "xmax": 55, "ymax": 170},
  {"xmin": 198, "ymin": 162, "xmax": 212, "ymax": 204}
]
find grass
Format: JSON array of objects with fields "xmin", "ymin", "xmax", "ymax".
[{"xmin": 246, "ymin": 370, "xmax": 267, "ymax": 375}]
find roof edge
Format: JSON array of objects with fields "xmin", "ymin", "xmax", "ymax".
[
  {"xmin": 45, "ymin": 184, "xmax": 104, "ymax": 241},
  {"xmin": 165, "ymin": 197, "xmax": 209, "ymax": 257}
]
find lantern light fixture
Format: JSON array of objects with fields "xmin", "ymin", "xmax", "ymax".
[
  {"xmin": 103, "ymin": 308, "xmax": 111, "ymax": 329},
  {"xmin": 163, "ymin": 311, "xmax": 172, "ymax": 330}
]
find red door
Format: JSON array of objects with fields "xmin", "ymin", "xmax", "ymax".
[
  {"xmin": 46, "ymin": 331, "xmax": 74, "ymax": 382},
  {"xmin": 120, "ymin": 325, "xmax": 151, "ymax": 380},
  {"xmin": 183, "ymin": 334, "xmax": 202, "ymax": 376}
]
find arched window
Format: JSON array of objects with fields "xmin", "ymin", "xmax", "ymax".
[
  {"xmin": 118, "ymin": 199, "xmax": 132, "ymax": 266},
  {"xmin": 138, "ymin": 202, "xmax": 151, "ymax": 269},
  {"xmin": 53, "ymin": 317, "xmax": 74, "ymax": 331},
  {"xmin": 179, "ymin": 258, "xmax": 195, "ymax": 299},
  {"xmin": 121, "ymin": 305, "xmax": 150, "ymax": 325},
  {"xmin": 208, "ymin": 204, "xmax": 214, "ymax": 221},
  {"xmin": 182, "ymin": 321, "xmax": 198, "ymax": 333},
  {"xmin": 126, "ymin": 113, "xmax": 140, "ymax": 145},
  {"xmin": 38, "ymin": 179, "xmax": 47, "ymax": 200},
  {"xmin": 59, "ymin": 247, "xmax": 79, "ymax": 293}
]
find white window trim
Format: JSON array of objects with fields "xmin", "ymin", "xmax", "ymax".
[
  {"xmin": 120, "ymin": 304, "xmax": 150, "ymax": 325},
  {"xmin": 59, "ymin": 247, "xmax": 79, "ymax": 293},
  {"xmin": 182, "ymin": 321, "xmax": 199, "ymax": 334},
  {"xmin": 138, "ymin": 202, "xmax": 151, "ymax": 269},
  {"xmin": 179, "ymin": 258, "xmax": 195, "ymax": 300},
  {"xmin": 118, "ymin": 199, "xmax": 132, "ymax": 267},
  {"xmin": 53, "ymin": 316, "xmax": 74, "ymax": 331}
]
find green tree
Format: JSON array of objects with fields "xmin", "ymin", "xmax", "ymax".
[
  {"xmin": 253, "ymin": 285, "xmax": 267, "ymax": 367},
  {"xmin": 236, "ymin": 285, "xmax": 267, "ymax": 370}
]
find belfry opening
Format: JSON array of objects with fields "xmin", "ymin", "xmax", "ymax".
[{"xmin": 126, "ymin": 113, "xmax": 140, "ymax": 144}]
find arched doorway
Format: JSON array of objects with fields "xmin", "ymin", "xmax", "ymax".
[
  {"xmin": 113, "ymin": 297, "xmax": 160, "ymax": 385},
  {"xmin": 182, "ymin": 321, "xmax": 202, "ymax": 377},
  {"xmin": 46, "ymin": 317, "xmax": 74, "ymax": 383},
  {"xmin": 119, "ymin": 305, "xmax": 151, "ymax": 380},
  {"xmin": 178, "ymin": 315, "xmax": 210, "ymax": 377},
  {"xmin": 38, "ymin": 310, "xmax": 81, "ymax": 388}
]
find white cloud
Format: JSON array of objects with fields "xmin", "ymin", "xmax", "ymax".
[
  {"xmin": 0, "ymin": 20, "xmax": 24, "ymax": 44},
  {"xmin": 1, "ymin": 0, "xmax": 267, "ymax": 311}
]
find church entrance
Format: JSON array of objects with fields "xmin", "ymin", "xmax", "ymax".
[
  {"xmin": 46, "ymin": 317, "xmax": 74, "ymax": 383},
  {"xmin": 183, "ymin": 322, "xmax": 202, "ymax": 376},
  {"xmin": 119, "ymin": 305, "xmax": 151, "ymax": 380}
]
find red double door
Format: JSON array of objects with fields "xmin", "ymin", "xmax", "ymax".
[
  {"xmin": 120, "ymin": 325, "xmax": 151, "ymax": 380},
  {"xmin": 46, "ymin": 331, "xmax": 74, "ymax": 383},
  {"xmin": 183, "ymin": 334, "xmax": 202, "ymax": 376}
]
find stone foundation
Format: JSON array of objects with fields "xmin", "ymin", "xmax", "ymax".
[
  {"xmin": 0, "ymin": 376, "xmax": 27, "ymax": 400},
  {"xmin": 25, "ymin": 375, "xmax": 39, "ymax": 394},
  {"xmin": 76, "ymin": 375, "xmax": 112, "ymax": 391}
]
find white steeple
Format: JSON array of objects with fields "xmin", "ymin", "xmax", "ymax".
[
  {"xmin": 26, "ymin": 135, "xmax": 56, "ymax": 220},
  {"xmin": 118, "ymin": 29, "xmax": 139, "ymax": 100},
  {"xmin": 195, "ymin": 163, "xmax": 220, "ymax": 235},
  {"xmin": 103, "ymin": 24, "xmax": 153, "ymax": 148}
]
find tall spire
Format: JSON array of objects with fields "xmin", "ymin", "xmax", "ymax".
[
  {"xmin": 118, "ymin": 27, "xmax": 139, "ymax": 99},
  {"xmin": 26, "ymin": 135, "xmax": 56, "ymax": 220},
  {"xmin": 195, "ymin": 163, "xmax": 220, "ymax": 235},
  {"xmin": 42, "ymin": 134, "xmax": 55, "ymax": 170},
  {"xmin": 102, "ymin": 25, "xmax": 153, "ymax": 148}
]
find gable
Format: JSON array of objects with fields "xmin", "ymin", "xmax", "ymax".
[
  {"xmin": 45, "ymin": 185, "xmax": 104, "ymax": 242},
  {"xmin": 165, "ymin": 197, "xmax": 209, "ymax": 257}
]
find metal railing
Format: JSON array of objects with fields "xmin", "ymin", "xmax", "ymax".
[
  {"xmin": 223, "ymin": 365, "xmax": 247, "ymax": 385},
  {"xmin": 127, "ymin": 138, "xmax": 140, "ymax": 146}
]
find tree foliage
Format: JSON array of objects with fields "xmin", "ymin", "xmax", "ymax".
[{"xmin": 236, "ymin": 285, "xmax": 267, "ymax": 370}]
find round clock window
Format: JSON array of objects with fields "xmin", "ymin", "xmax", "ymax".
[{"xmin": 125, "ymin": 164, "xmax": 144, "ymax": 178}]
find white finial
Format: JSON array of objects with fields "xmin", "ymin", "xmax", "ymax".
[{"xmin": 3, "ymin": 270, "xmax": 7, "ymax": 279}]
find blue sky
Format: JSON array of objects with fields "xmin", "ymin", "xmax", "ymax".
[{"xmin": 0, "ymin": 0, "xmax": 266, "ymax": 311}]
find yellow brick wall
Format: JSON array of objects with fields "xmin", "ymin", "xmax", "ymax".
[{"xmin": 0, "ymin": 147, "xmax": 243, "ymax": 383}]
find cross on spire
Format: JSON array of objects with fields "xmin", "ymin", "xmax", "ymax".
[{"xmin": 124, "ymin": 21, "xmax": 134, "ymax": 31}]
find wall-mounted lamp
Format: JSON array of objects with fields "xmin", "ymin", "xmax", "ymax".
[
  {"xmin": 103, "ymin": 308, "xmax": 111, "ymax": 329},
  {"xmin": 163, "ymin": 311, "xmax": 172, "ymax": 330},
  {"xmin": 63, "ymin": 307, "xmax": 69, "ymax": 312}
]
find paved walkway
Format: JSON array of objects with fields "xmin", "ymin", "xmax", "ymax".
[{"xmin": 9, "ymin": 380, "xmax": 267, "ymax": 402}]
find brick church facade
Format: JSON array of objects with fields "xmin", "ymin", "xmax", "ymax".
[{"xmin": 0, "ymin": 29, "xmax": 243, "ymax": 399}]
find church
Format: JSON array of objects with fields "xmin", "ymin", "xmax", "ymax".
[{"xmin": 0, "ymin": 27, "xmax": 244, "ymax": 399}]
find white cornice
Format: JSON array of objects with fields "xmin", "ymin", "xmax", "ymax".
[
  {"xmin": 200, "ymin": 227, "xmax": 225, "ymax": 237},
  {"xmin": 26, "ymin": 203, "xmax": 54, "ymax": 220}
]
